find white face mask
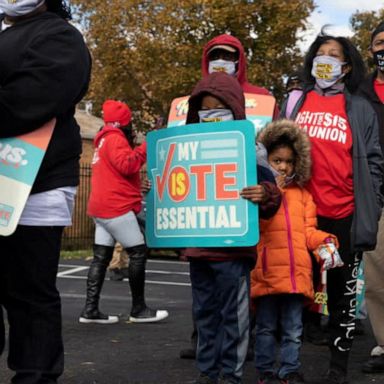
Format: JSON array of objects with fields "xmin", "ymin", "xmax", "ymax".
[
  {"xmin": 208, "ymin": 59, "xmax": 237, "ymax": 76},
  {"xmin": 311, "ymin": 55, "xmax": 346, "ymax": 89},
  {"xmin": 0, "ymin": 0, "xmax": 44, "ymax": 17},
  {"xmin": 198, "ymin": 109, "xmax": 234, "ymax": 123}
]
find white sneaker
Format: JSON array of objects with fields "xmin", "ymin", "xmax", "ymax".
[
  {"xmin": 371, "ymin": 345, "xmax": 384, "ymax": 357},
  {"xmin": 129, "ymin": 307, "xmax": 169, "ymax": 323},
  {"xmin": 79, "ymin": 310, "xmax": 119, "ymax": 324}
]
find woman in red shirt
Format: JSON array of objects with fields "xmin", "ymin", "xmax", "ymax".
[
  {"xmin": 282, "ymin": 32, "xmax": 383, "ymax": 384},
  {"xmin": 79, "ymin": 100, "xmax": 168, "ymax": 324}
]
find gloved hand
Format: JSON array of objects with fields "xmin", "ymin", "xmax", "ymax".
[{"xmin": 316, "ymin": 241, "xmax": 344, "ymax": 270}]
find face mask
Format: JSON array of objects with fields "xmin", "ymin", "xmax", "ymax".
[
  {"xmin": 208, "ymin": 60, "xmax": 236, "ymax": 76},
  {"xmin": 283, "ymin": 173, "xmax": 296, "ymax": 186},
  {"xmin": 373, "ymin": 50, "xmax": 384, "ymax": 72},
  {"xmin": 311, "ymin": 55, "xmax": 346, "ymax": 89},
  {"xmin": 198, "ymin": 109, "xmax": 234, "ymax": 123},
  {"xmin": 0, "ymin": 0, "xmax": 44, "ymax": 17}
]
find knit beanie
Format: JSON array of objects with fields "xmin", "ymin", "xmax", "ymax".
[
  {"xmin": 102, "ymin": 100, "xmax": 132, "ymax": 127},
  {"xmin": 0, "ymin": 0, "xmax": 45, "ymax": 16}
]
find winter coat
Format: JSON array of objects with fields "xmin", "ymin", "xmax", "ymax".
[
  {"xmin": 201, "ymin": 34, "xmax": 271, "ymax": 96},
  {"xmin": 358, "ymin": 72, "xmax": 384, "ymax": 196},
  {"xmin": 0, "ymin": 12, "xmax": 91, "ymax": 193},
  {"xmin": 250, "ymin": 122, "xmax": 335, "ymax": 299},
  {"xmin": 87, "ymin": 125, "xmax": 147, "ymax": 219},
  {"xmin": 184, "ymin": 72, "xmax": 282, "ymax": 261},
  {"xmin": 250, "ymin": 185, "xmax": 334, "ymax": 299},
  {"xmin": 281, "ymin": 86, "xmax": 384, "ymax": 252}
]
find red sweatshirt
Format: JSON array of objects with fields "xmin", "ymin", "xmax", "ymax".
[{"xmin": 87, "ymin": 125, "xmax": 147, "ymax": 218}]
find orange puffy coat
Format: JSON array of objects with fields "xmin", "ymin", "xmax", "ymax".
[{"xmin": 251, "ymin": 185, "xmax": 336, "ymax": 300}]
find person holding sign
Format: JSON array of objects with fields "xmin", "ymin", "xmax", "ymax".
[
  {"xmin": 80, "ymin": 100, "xmax": 168, "ymax": 324},
  {"xmin": 201, "ymin": 33, "xmax": 278, "ymax": 118},
  {"xmin": 0, "ymin": 0, "xmax": 91, "ymax": 383},
  {"xmin": 281, "ymin": 31, "xmax": 383, "ymax": 384},
  {"xmin": 184, "ymin": 72, "xmax": 281, "ymax": 384},
  {"xmin": 202, "ymin": 34, "xmax": 270, "ymax": 96},
  {"xmin": 250, "ymin": 119, "xmax": 340, "ymax": 384}
]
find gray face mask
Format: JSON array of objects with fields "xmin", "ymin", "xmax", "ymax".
[
  {"xmin": 198, "ymin": 109, "xmax": 234, "ymax": 123},
  {"xmin": 0, "ymin": 0, "xmax": 44, "ymax": 17},
  {"xmin": 311, "ymin": 55, "xmax": 346, "ymax": 89},
  {"xmin": 208, "ymin": 60, "xmax": 237, "ymax": 76}
]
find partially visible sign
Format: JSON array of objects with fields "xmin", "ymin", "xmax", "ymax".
[
  {"xmin": 146, "ymin": 120, "xmax": 259, "ymax": 248},
  {"xmin": 0, "ymin": 120, "xmax": 55, "ymax": 236},
  {"xmin": 167, "ymin": 93, "xmax": 276, "ymax": 135}
]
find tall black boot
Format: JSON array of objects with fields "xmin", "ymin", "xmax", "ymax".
[
  {"xmin": 126, "ymin": 245, "xmax": 168, "ymax": 323},
  {"xmin": 79, "ymin": 244, "xmax": 119, "ymax": 324}
]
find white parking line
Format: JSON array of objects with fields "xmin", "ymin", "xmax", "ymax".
[
  {"xmin": 57, "ymin": 266, "xmax": 89, "ymax": 277},
  {"xmin": 57, "ymin": 274, "xmax": 191, "ymax": 287}
]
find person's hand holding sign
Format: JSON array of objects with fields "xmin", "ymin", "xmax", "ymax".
[{"xmin": 240, "ymin": 185, "xmax": 267, "ymax": 204}]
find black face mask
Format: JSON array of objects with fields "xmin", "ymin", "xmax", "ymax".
[{"xmin": 373, "ymin": 49, "xmax": 384, "ymax": 72}]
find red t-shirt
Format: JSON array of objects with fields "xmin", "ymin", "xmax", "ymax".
[
  {"xmin": 374, "ymin": 79, "xmax": 384, "ymax": 103},
  {"xmin": 295, "ymin": 91, "xmax": 354, "ymax": 219}
]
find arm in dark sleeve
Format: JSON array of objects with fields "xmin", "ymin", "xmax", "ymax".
[
  {"xmin": 259, "ymin": 181, "xmax": 281, "ymax": 219},
  {"xmin": 363, "ymin": 103, "xmax": 384, "ymax": 209},
  {"xmin": 257, "ymin": 165, "xmax": 281, "ymax": 219},
  {"xmin": 0, "ymin": 23, "xmax": 91, "ymax": 137}
]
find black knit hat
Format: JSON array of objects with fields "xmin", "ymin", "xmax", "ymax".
[{"xmin": 371, "ymin": 22, "xmax": 384, "ymax": 44}]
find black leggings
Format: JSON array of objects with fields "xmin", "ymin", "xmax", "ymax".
[
  {"xmin": 317, "ymin": 215, "xmax": 360, "ymax": 373},
  {"xmin": 0, "ymin": 225, "xmax": 64, "ymax": 383}
]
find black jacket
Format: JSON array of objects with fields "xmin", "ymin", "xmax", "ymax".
[
  {"xmin": 281, "ymin": 87, "xmax": 384, "ymax": 251},
  {"xmin": 358, "ymin": 72, "xmax": 384, "ymax": 155},
  {"xmin": 0, "ymin": 12, "xmax": 91, "ymax": 193}
]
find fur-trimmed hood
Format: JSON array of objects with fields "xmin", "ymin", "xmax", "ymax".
[{"xmin": 258, "ymin": 119, "xmax": 311, "ymax": 186}]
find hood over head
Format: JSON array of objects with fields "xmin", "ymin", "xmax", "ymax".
[
  {"xmin": 202, "ymin": 34, "xmax": 248, "ymax": 85},
  {"xmin": 258, "ymin": 119, "xmax": 311, "ymax": 186},
  {"xmin": 186, "ymin": 72, "xmax": 245, "ymax": 124}
]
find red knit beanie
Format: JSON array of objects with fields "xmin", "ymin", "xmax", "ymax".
[{"xmin": 102, "ymin": 100, "xmax": 132, "ymax": 126}]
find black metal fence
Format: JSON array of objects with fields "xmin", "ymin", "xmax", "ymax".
[{"xmin": 62, "ymin": 164, "xmax": 94, "ymax": 250}]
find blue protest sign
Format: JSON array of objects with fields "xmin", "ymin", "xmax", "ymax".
[{"xmin": 146, "ymin": 120, "xmax": 259, "ymax": 248}]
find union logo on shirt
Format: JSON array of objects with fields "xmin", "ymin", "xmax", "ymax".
[{"xmin": 295, "ymin": 111, "xmax": 348, "ymax": 144}]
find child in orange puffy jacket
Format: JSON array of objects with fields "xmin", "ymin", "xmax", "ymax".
[{"xmin": 251, "ymin": 119, "xmax": 341, "ymax": 384}]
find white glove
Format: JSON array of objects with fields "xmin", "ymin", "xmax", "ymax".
[{"xmin": 317, "ymin": 242, "xmax": 344, "ymax": 270}]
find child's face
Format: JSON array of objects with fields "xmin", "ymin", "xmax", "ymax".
[
  {"xmin": 268, "ymin": 146, "xmax": 295, "ymax": 177},
  {"xmin": 201, "ymin": 95, "xmax": 227, "ymax": 110},
  {"xmin": 198, "ymin": 95, "xmax": 234, "ymax": 123}
]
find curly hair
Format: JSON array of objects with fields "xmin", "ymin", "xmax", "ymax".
[
  {"xmin": 302, "ymin": 27, "xmax": 366, "ymax": 94},
  {"xmin": 46, "ymin": 0, "xmax": 71, "ymax": 20},
  {"xmin": 258, "ymin": 119, "xmax": 312, "ymax": 186}
]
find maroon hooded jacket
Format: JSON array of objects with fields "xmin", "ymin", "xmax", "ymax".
[
  {"xmin": 202, "ymin": 34, "xmax": 270, "ymax": 95},
  {"xmin": 202, "ymin": 34, "xmax": 278, "ymax": 117},
  {"xmin": 184, "ymin": 72, "xmax": 281, "ymax": 261}
]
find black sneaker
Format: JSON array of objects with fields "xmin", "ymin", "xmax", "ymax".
[
  {"xmin": 280, "ymin": 372, "xmax": 304, "ymax": 384},
  {"xmin": 79, "ymin": 309, "xmax": 119, "ymax": 324},
  {"xmin": 179, "ymin": 347, "xmax": 196, "ymax": 359},
  {"xmin": 362, "ymin": 354, "xmax": 384, "ymax": 373},
  {"xmin": 258, "ymin": 372, "xmax": 277, "ymax": 384},
  {"xmin": 194, "ymin": 373, "xmax": 217, "ymax": 384},
  {"xmin": 323, "ymin": 369, "xmax": 348, "ymax": 384},
  {"xmin": 129, "ymin": 306, "xmax": 168, "ymax": 323}
]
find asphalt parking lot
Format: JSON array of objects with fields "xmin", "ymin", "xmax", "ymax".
[{"xmin": 0, "ymin": 258, "xmax": 383, "ymax": 383}]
